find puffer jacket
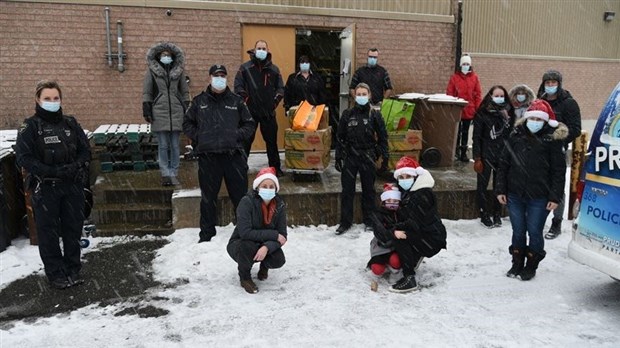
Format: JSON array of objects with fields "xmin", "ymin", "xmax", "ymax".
[
  {"xmin": 472, "ymin": 102, "xmax": 514, "ymax": 163},
  {"xmin": 446, "ymin": 70, "xmax": 482, "ymax": 121},
  {"xmin": 393, "ymin": 170, "xmax": 447, "ymax": 252},
  {"xmin": 142, "ymin": 42, "xmax": 190, "ymax": 132},
  {"xmin": 228, "ymin": 190, "xmax": 287, "ymax": 254},
  {"xmin": 495, "ymin": 119, "xmax": 568, "ymax": 202},
  {"xmin": 508, "ymin": 84, "xmax": 536, "ymax": 120}
]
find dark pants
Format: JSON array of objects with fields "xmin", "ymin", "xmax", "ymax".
[
  {"xmin": 393, "ymin": 235, "xmax": 442, "ymax": 277},
  {"xmin": 244, "ymin": 113, "xmax": 280, "ymax": 169},
  {"xmin": 477, "ymin": 159, "xmax": 501, "ymax": 215},
  {"xmin": 198, "ymin": 151, "xmax": 248, "ymax": 240},
  {"xmin": 456, "ymin": 119, "xmax": 472, "ymax": 149},
  {"xmin": 32, "ymin": 181, "xmax": 85, "ymax": 281},
  {"xmin": 340, "ymin": 153, "xmax": 376, "ymax": 227},
  {"xmin": 227, "ymin": 240, "xmax": 286, "ymax": 280}
]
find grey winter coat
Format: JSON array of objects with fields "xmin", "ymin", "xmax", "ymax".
[{"xmin": 142, "ymin": 42, "xmax": 190, "ymax": 132}]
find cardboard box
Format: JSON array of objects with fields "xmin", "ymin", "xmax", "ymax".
[
  {"xmin": 288, "ymin": 105, "xmax": 329, "ymax": 130},
  {"xmin": 387, "ymin": 129, "xmax": 423, "ymax": 151},
  {"xmin": 284, "ymin": 127, "xmax": 332, "ymax": 151},
  {"xmin": 377, "ymin": 150, "xmax": 421, "ymax": 170},
  {"xmin": 285, "ymin": 149, "xmax": 331, "ymax": 170}
]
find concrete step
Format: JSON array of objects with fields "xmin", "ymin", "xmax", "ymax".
[
  {"xmin": 94, "ymin": 188, "xmax": 172, "ymax": 205},
  {"xmin": 92, "ymin": 202, "xmax": 172, "ymax": 225},
  {"xmin": 93, "ymin": 222, "xmax": 174, "ymax": 237}
]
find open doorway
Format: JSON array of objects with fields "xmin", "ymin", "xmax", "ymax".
[{"xmin": 293, "ymin": 28, "xmax": 342, "ymax": 135}]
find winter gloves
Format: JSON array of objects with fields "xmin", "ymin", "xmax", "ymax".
[
  {"xmin": 142, "ymin": 102, "xmax": 153, "ymax": 123},
  {"xmin": 474, "ymin": 158, "xmax": 484, "ymax": 174}
]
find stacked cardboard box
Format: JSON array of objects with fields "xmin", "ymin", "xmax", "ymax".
[
  {"xmin": 378, "ymin": 129, "xmax": 423, "ymax": 170},
  {"xmin": 284, "ymin": 106, "xmax": 331, "ymax": 171}
]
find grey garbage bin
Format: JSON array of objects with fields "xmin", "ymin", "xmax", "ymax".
[{"xmin": 399, "ymin": 96, "xmax": 467, "ymax": 167}]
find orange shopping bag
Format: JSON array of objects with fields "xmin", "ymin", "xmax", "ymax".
[{"xmin": 292, "ymin": 101, "xmax": 325, "ymax": 131}]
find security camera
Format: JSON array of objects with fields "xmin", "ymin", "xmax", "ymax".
[{"xmin": 166, "ymin": 9, "xmax": 172, "ymax": 17}]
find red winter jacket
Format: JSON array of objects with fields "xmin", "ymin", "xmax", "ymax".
[{"xmin": 446, "ymin": 71, "xmax": 482, "ymax": 121}]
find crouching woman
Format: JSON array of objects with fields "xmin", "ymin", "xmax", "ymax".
[{"xmin": 227, "ymin": 167, "xmax": 287, "ymax": 294}]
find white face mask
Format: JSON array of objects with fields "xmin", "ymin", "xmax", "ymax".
[
  {"xmin": 255, "ymin": 49, "xmax": 268, "ymax": 60},
  {"xmin": 41, "ymin": 101, "xmax": 61, "ymax": 112},
  {"xmin": 258, "ymin": 188, "xmax": 276, "ymax": 202},
  {"xmin": 516, "ymin": 94, "xmax": 526, "ymax": 103},
  {"xmin": 211, "ymin": 76, "xmax": 227, "ymax": 91},
  {"xmin": 526, "ymin": 120, "xmax": 545, "ymax": 134},
  {"xmin": 160, "ymin": 56, "xmax": 173, "ymax": 65},
  {"xmin": 398, "ymin": 178, "xmax": 414, "ymax": 191},
  {"xmin": 355, "ymin": 95, "xmax": 369, "ymax": 106},
  {"xmin": 461, "ymin": 65, "xmax": 470, "ymax": 74},
  {"xmin": 299, "ymin": 63, "xmax": 310, "ymax": 72}
]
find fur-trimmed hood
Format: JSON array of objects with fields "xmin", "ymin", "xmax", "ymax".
[
  {"xmin": 406, "ymin": 168, "xmax": 435, "ymax": 191},
  {"xmin": 508, "ymin": 84, "xmax": 536, "ymax": 106},
  {"xmin": 146, "ymin": 42, "xmax": 185, "ymax": 79},
  {"xmin": 514, "ymin": 117, "xmax": 569, "ymax": 141}
]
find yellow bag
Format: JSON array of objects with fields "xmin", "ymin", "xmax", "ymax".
[{"xmin": 292, "ymin": 101, "xmax": 326, "ymax": 131}]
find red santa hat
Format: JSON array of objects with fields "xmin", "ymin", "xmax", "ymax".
[
  {"xmin": 393, "ymin": 156, "xmax": 425, "ymax": 179},
  {"xmin": 253, "ymin": 167, "xmax": 280, "ymax": 192},
  {"xmin": 523, "ymin": 99, "xmax": 559, "ymax": 128},
  {"xmin": 380, "ymin": 183, "xmax": 401, "ymax": 202}
]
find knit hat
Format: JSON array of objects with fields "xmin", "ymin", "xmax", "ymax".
[
  {"xmin": 460, "ymin": 54, "xmax": 472, "ymax": 66},
  {"xmin": 380, "ymin": 183, "xmax": 401, "ymax": 202},
  {"xmin": 523, "ymin": 99, "xmax": 558, "ymax": 128},
  {"xmin": 393, "ymin": 156, "xmax": 424, "ymax": 179},
  {"xmin": 542, "ymin": 69, "xmax": 562, "ymax": 83},
  {"xmin": 253, "ymin": 167, "xmax": 280, "ymax": 192}
]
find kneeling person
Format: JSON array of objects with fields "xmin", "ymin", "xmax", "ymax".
[{"xmin": 227, "ymin": 167, "xmax": 287, "ymax": 294}]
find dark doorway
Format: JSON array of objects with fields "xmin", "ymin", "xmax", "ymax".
[{"xmin": 294, "ymin": 28, "xmax": 342, "ymax": 139}]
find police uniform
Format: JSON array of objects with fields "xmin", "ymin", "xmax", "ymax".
[
  {"xmin": 336, "ymin": 103, "xmax": 388, "ymax": 229},
  {"xmin": 15, "ymin": 104, "xmax": 91, "ymax": 287}
]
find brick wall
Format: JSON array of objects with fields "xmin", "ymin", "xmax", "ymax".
[
  {"xmin": 473, "ymin": 57, "xmax": 620, "ymax": 121},
  {"xmin": 0, "ymin": 1, "xmax": 456, "ymax": 131}
]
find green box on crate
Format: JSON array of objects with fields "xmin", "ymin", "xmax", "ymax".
[
  {"xmin": 101, "ymin": 162, "xmax": 114, "ymax": 173},
  {"xmin": 133, "ymin": 161, "xmax": 146, "ymax": 171}
]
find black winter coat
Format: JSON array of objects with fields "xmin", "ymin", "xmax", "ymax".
[
  {"xmin": 336, "ymin": 104, "xmax": 388, "ymax": 161},
  {"xmin": 537, "ymin": 86, "xmax": 581, "ymax": 147},
  {"xmin": 472, "ymin": 103, "xmax": 514, "ymax": 163},
  {"xmin": 349, "ymin": 65, "xmax": 393, "ymax": 105},
  {"xmin": 234, "ymin": 51, "xmax": 285, "ymax": 117},
  {"xmin": 183, "ymin": 87, "xmax": 255, "ymax": 154},
  {"xmin": 16, "ymin": 105, "xmax": 91, "ymax": 180},
  {"xmin": 495, "ymin": 120, "xmax": 568, "ymax": 202},
  {"xmin": 283, "ymin": 71, "xmax": 326, "ymax": 111},
  {"xmin": 371, "ymin": 206, "xmax": 399, "ymax": 245},
  {"xmin": 228, "ymin": 191, "xmax": 287, "ymax": 254},
  {"xmin": 393, "ymin": 171, "xmax": 447, "ymax": 253}
]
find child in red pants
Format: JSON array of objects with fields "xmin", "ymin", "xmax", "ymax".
[{"xmin": 367, "ymin": 184, "xmax": 402, "ymax": 276}]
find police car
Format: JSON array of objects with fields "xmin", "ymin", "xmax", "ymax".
[{"xmin": 568, "ymin": 82, "xmax": 620, "ymax": 281}]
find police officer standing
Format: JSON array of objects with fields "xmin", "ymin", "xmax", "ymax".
[
  {"xmin": 183, "ymin": 65, "xmax": 256, "ymax": 243},
  {"xmin": 15, "ymin": 80, "xmax": 91, "ymax": 289},
  {"xmin": 234, "ymin": 40, "xmax": 285, "ymax": 176},
  {"xmin": 349, "ymin": 48, "xmax": 393, "ymax": 107},
  {"xmin": 335, "ymin": 83, "xmax": 388, "ymax": 235}
]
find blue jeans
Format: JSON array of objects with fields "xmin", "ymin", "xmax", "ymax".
[
  {"xmin": 156, "ymin": 131, "xmax": 180, "ymax": 177},
  {"xmin": 507, "ymin": 193, "xmax": 549, "ymax": 254}
]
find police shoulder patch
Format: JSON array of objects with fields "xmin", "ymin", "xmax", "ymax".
[{"xmin": 18, "ymin": 122, "xmax": 29, "ymax": 134}]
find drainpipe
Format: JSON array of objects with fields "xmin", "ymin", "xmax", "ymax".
[
  {"xmin": 116, "ymin": 20, "xmax": 125, "ymax": 72},
  {"xmin": 104, "ymin": 7, "xmax": 113, "ymax": 67}
]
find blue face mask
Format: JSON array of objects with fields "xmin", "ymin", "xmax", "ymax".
[
  {"xmin": 355, "ymin": 95, "xmax": 369, "ymax": 106},
  {"xmin": 461, "ymin": 65, "xmax": 470, "ymax": 74},
  {"xmin": 398, "ymin": 178, "xmax": 414, "ymax": 191},
  {"xmin": 41, "ymin": 101, "xmax": 61, "ymax": 112},
  {"xmin": 211, "ymin": 76, "xmax": 227, "ymax": 91},
  {"xmin": 526, "ymin": 120, "xmax": 545, "ymax": 134},
  {"xmin": 492, "ymin": 97, "xmax": 505, "ymax": 105},
  {"xmin": 299, "ymin": 63, "xmax": 310, "ymax": 72},
  {"xmin": 516, "ymin": 94, "xmax": 526, "ymax": 103},
  {"xmin": 160, "ymin": 56, "xmax": 173, "ymax": 65},
  {"xmin": 255, "ymin": 49, "xmax": 268, "ymax": 60},
  {"xmin": 545, "ymin": 85, "xmax": 558, "ymax": 95},
  {"xmin": 367, "ymin": 57, "xmax": 378, "ymax": 66},
  {"xmin": 258, "ymin": 188, "xmax": 276, "ymax": 202}
]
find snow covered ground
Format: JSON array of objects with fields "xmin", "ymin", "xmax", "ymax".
[{"xmin": 1, "ymin": 217, "xmax": 619, "ymax": 347}]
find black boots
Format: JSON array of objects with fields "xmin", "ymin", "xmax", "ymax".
[
  {"xmin": 457, "ymin": 146, "xmax": 469, "ymax": 162},
  {"xmin": 257, "ymin": 263, "xmax": 269, "ymax": 281},
  {"xmin": 492, "ymin": 214, "xmax": 502, "ymax": 227},
  {"xmin": 520, "ymin": 250, "xmax": 546, "ymax": 281},
  {"xmin": 506, "ymin": 246, "xmax": 525, "ymax": 278},
  {"xmin": 335, "ymin": 224, "xmax": 351, "ymax": 235},
  {"xmin": 480, "ymin": 211, "xmax": 493, "ymax": 228},
  {"xmin": 389, "ymin": 274, "xmax": 419, "ymax": 293},
  {"xmin": 545, "ymin": 218, "xmax": 562, "ymax": 239}
]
